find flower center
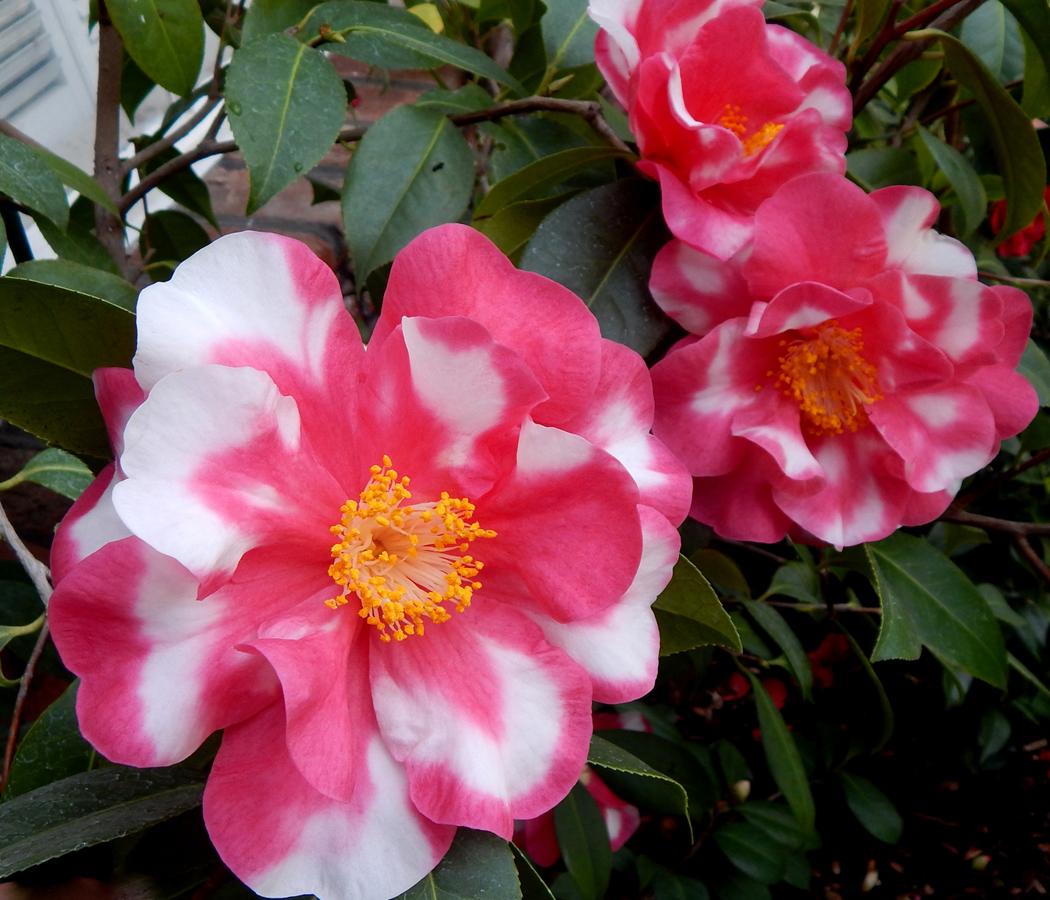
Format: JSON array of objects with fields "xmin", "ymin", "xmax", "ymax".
[
  {"xmin": 718, "ymin": 104, "xmax": 785, "ymax": 157},
  {"xmin": 772, "ymin": 323, "xmax": 882, "ymax": 435},
  {"xmin": 324, "ymin": 456, "xmax": 496, "ymax": 643}
]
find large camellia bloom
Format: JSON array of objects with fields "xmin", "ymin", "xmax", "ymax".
[
  {"xmin": 651, "ymin": 174, "xmax": 1038, "ymax": 546},
  {"xmin": 589, "ymin": 0, "xmax": 851, "ymax": 259},
  {"xmin": 48, "ymin": 227, "xmax": 690, "ymax": 900}
]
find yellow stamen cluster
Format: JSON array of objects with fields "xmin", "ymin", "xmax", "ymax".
[
  {"xmin": 718, "ymin": 104, "xmax": 785, "ymax": 157},
  {"xmin": 771, "ymin": 323, "xmax": 883, "ymax": 435},
  {"xmin": 324, "ymin": 456, "xmax": 496, "ymax": 643}
]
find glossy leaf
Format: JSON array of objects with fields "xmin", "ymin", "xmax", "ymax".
[
  {"xmin": 140, "ymin": 210, "xmax": 211, "ymax": 279},
  {"xmin": 483, "ymin": 117, "xmax": 591, "ymax": 184},
  {"xmin": 588, "ymin": 734, "xmax": 690, "ymax": 821},
  {"xmin": 739, "ymin": 800, "xmax": 810, "ymax": 851},
  {"xmin": 520, "ymin": 180, "xmax": 672, "ymax": 355},
  {"xmin": 932, "ymin": 29, "xmax": 1047, "ymax": 239},
  {"xmin": 0, "ymin": 614, "xmax": 44, "ymax": 686},
  {"xmin": 342, "ymin": 105, "xmax": 474, "ymax": 278},
  {"xmin": 226, "ymin": 34, "xmax": 347, "ymax": 212},
  {"xmin": 959, "ymin": 0, "xmax": 1024, "ymax": 83},
  {"xmin": 0, "ymin": 347, "xmax": 108, "ymax": 457},
  {"xmin": 398, "ymin": 829, "xmax": 522, "ymax": 899},
  {"xmin": 305, "ymin": 1, "xmax": 525, "ymax": 93},
  {"xmin": 840, "ymin": 773, "xmax": 903, "ymax": 844},
  {"xmin": 136, "ymin": 146, "xmax": 217, "ymax": 227},
  {"xmin": 841, "ymin": 626, "xmax": 895, "ymax": 753},
  {"xmin": 31, "ymin": 204, "xmax": 118, "ymax": 275},
  {"xmin": 0, "ymin": 134, "xmax": 69, "ymax": 230},
  {"xmin": 0, "ymin": 767, "xmax": 205, "ymax": 878},
  {"xmin": 653, "ymin": 555, "xmax": 742, "ymax": 655},
  {"xmin": 5, "ymin": 682, "xmax": 94, "ymax": 799},
  {"xmin": 714, "ymin": 821, "xmax": 787, "ymax": 884},
  {"xmin": 917, "ymin": 126, "xmax": 987, "ymax": 235},
  {"xmin": 541, "ymin": 0, "xmax": 598, "ymax": 73},
  {"xmin": 241, "ymin": 0, "xmax": 317, "ymax": 43},
  {"xmin": 31, "ymin": 147, "xmax": 117, "ymax": 214},
  {"xmin": 554, "ymin": 783, "xmax": 612, "ymax": 900},
  {"xmin": 747, "ymin": 671, "xmax": 815, "ymax": 833},
  {"xmin": 474, "ymin": 146, "xmax": 627, "ymax": 219},
  {"xmin": 741, "ymin": 601, "xmax": 813, "ymax": 701},
  {"xmin": 856, "ymin": 0, "xmax": 892, "ymax": 42},
  {"xmin": 475, "ymin": 191, "xmax": 581, "ymax": 259},
  {"xmin": 762, "ymin": 562, "xmax": 819, "ymax": 604},
  {"xmin": 511, "ymin": 842, "xmax": 556, "ymax": 900},
  {"xmin": 868, "ymin": 533, "xmax": 1008, "ymax": 688},
  {"xmin": 7, "ymin": 259, "xmax": 137, "ymax": 312},
  {"xmin": 107, "ymin": 0, "xmax": 205, "ymax": 96},
  {"xmin": 1019, "ymin": 339, "xmax": 1050, "ymax": 406},
  {"xmin": 0, "ymin": 448, "xmax": 93, "ymax": 500}
]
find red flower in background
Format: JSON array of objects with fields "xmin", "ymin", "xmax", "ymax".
[{"xmin": 989, "ymin": 188, "xmax": 1050, "ymax": 257}]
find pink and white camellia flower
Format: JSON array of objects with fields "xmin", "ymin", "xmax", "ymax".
[
  {"xmin": 48, "ymin": 226, "xmax": 691, "ymax": 900},
  {"xmin": 589, "ymin": 0, "xmax": 852, "ymax": 260},
  {"xmin": 515, "ymin": 710, "xmax": 648, "ymax": 866},
  {"xmin": 651, "ymin": 173, "xmax": 1039, "ymax": 547}
]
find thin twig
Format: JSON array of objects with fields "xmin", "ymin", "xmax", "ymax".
[
  {"xmin": 978, "ymin": 270, "xmax": 1050, "ymax": 289},
  {"xmin": 0, "ymin": 119, "xmax": 48, "ymax": 153},
  {"xmin": 0, "ymin": 499, "xmax": 53, "ymax": 606},
  {"xmin": 955, "ymin": 448, "xmax": 1050, "ymax": 507},
  {"xmin": 120, "ymin": 96, "xmax": 633, "ymax": 213},
  {"xmin": 93, "ymin": 0, "xmax": 128, "ymax": 276},
  {"xmin": 852, "ymin": 0, "xmax": 985, "ymax": 114},
  {"xmin": 941, "ymin": 506, "xmax": 1050, "ymax": 536},
  {"xmin": 765, "ymin": 600, "xmax": 882, "ymax": 614},
  {"xmin": 1015, "ymin": 534, "xmax": 1050, "ymax": 585},
  {"xmin": 0, "ymin": 621, "xmax": 49, "ymax": 793},
  {"xmin": 829, "ymin": 0, "xmax": 855, "ymax": 58},
  {"xmin": 122, "ymin": 96, "xmax": 223, "ymax": 174}
]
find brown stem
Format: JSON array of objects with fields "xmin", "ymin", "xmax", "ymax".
[
  {"xmin": 93, "ymin": 1, "xmax": 128, "ymax": 276},
  {"xmin": 0, "ymin": 119, "xmax": 47, "ymax": 153},
  {"xmin": 122, "ymin": 97, "xmax": 223, "ymax": 174},
  {"xmin": 829, "ymin": 0, "xmax": 855, "ymax": 58},
  {"xmin": 120, "ymin": 96, "xmax": 632, "ymax": 213},
  {"xmin": 941, "ymin": 506, "xmax": 1050, "ymax": 536},
  {"xmin": 0, "ymin": 621, "xmax": 50, "ymax": 793},
  {"xmin": 852, "ymin": 0, "xmax": 985, "ymax": 114},
  {"xmin": 978, "ymin": 270, "xmax": 1050, "ymax": 289},
  {"xmin": 1015, "ymin": 534, "xmax": 1050, "ymax": 585}
]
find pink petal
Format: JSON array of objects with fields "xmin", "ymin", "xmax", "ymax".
[
  {"xmin": 526, "ymin": 505, "xmax": 677, "ymax": 703},
  {"xmin": 765, "ymin": 25, "xmax": 851, "ymax": 130},
  {"xmin": 519, "ymin": 812, "xmax": 561, "ymax": 867},
  {"xmin": 50, "ymin": 464, "xmax": 129, "ymax": 585},
  {"xmin": 133, "ymin": 231, "xmax": 365, "ymax": 469},
  {"xmin": 993, "ymin": 284, "xmax": 1035, "ymax": 365},
  {"xmin": 375, "ymin": 224, "xmax": 602, "ymax": 426},
  {"xmin": 688, "ymin": 455, "xmax": 795, "ymax": 543},
  {"xmin": 369, "ymin": 602, "xmax": 592, "ymax": 838},
  {"xmin": 649, "ymin": 240, "xmax": 752, "ymax": 336},
  {"xmin": 964, "ymin": 366, "xmax": 1039, "ymax": 441},
  {"xmin": 748, "ymin": 174, "xmax": 886, "ymax": 297},
  {"xmin": 746, "ymin": 282, "xmax": 872, "ymax": 337},
  {"xmin": 359, "ymin": 315, "xmax": 546, "ymax": 501},
  {"xmin": 586, "ymin": 770, "xmax": 641, "ymax": 850},
  {"xmin": 204, "ymin": 703, "xmax": 454, "ymax": 900},
  {"xmin": 94, "ymin": 366, "xmax": 145, "ymax": 456},
  {"xmin": 48, "ymin": 537, "xmax": 310, "ymax": 766},
  {"xmin": 112, "ymin": 365, "xmax": 343, "ymax": 590},
  {"xmin": 560, "ymin": 340, "xmax": 692, "ymax": 524},
  {"xmin": 869, "ymin": 186, "xmax": 977, "ymax": 278},
  {"xmin": 870, "ymin": 384, "xmax": 998, "ymax": 493},
  {"xmin": 730, "ymin": 392, "xmax": 823, "ymax": 482},
  {"xmin": 480, "ymin": 419, "xmax": 642, "ymax": 622}
]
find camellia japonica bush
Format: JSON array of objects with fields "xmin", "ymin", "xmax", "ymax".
[{"xmin": 0, "ymin": 0, "xmax": 1048, "ymax": 898}]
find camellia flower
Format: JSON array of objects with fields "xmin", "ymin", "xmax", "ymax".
[
  {"xmin": 651, "ymin": 173, "xmax": 1038, "ymax": 547},
  {"xmin": 989, "ymin": 187, "xmax": 1050, "ymax": 257},
  {"xmin": 589, "ymin": 0, "xmax": 851, "ymax": 259},
  {"xmin": 515, "ymin": 710, "xmax": 648, "ymax": 867},
  {"xmin": 48, "ymin": 226, "xmax": 690, "ymax": 899}
]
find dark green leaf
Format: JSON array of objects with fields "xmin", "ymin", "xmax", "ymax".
[
  {"xmin": 741, "ymin": 601, "xmax": 813, "ymax": 701},
  {"xmin": 5, "ymin": 682, "xmax": 94, "ymax": 798},
  {"xmin": 0, "ymin": 347, "xmax": 108, "ymax": 457},
  {"xmin": 541, "ymin": 0, "xmax": 597, "ymax": 74},
  {"xmin": 1019, "ymin": 339, "xmax": 1050, "ymax": 406},
  {"xmin": 415, "ymin": 84, "xmax": 494, "ymax": 114},
  {"xmin": 0, "ymin": 767, "xmax": 204, "ymax": 878},
  {"xmin": 0, "ymin": 448, "xmax": 93, "ymax": 500},
  {"xmin": 713, "ymin": 822, "xmax": 787, "ymax": 884},
  {"xmin": 867, "ymin": 533, "xmax": 1008, "ymax": 688},
  {"xmin": 121, "ymin": 51, "xmax": 157, "ymax": 120},
  {"xmin": 1021, "ymin": 29, "xmax": 1050, "ymax": 117},
  {"xmin": 978, "ymin": 583, "xmax": 1027, "ymax": 628},
  {"xmin": 0, "ymin": 217, "xmax": 5, "ymax": 269},
  {"xmin": 840, "ymin": 773, "xmax": 903, "ymax": 844},
  {"xmin": 739, "ymin": 800, "xmax": 809, "ymax": 851},
  {"xmin": 30, "ymin": 146, "xmax": 118, "ymax": 215},
  {"xmin": 846, "ymin": 147, "xmax": 922, "ymax": 190},
  {"xmin": 398, "ymin": 829, "xmax": 523, "ymax": 899},
  {"xmin": 917, "ymin": 126, "xmax": 987, "ymax": 235},
  {"xmin": 978, "ymin": 708, "xmax": 1012, "ymax": 762},
  {"xmin": 309, "ymin": 177, "xmax": 342, "ymax": 205},
  {"xmin": 511, "ymin": 842, "xmax": 556, "ymax": 900},
  {"xmin": 7, "ymin": 259, "xmax": 137, "ymax": 312},
  {"xmin": 0, "ymin": 134, "xmax": 69, "ymax": 229},
  {"xmin": 1002, "ymin": 0, "xmax": 1050, "ymax": 89},
  {"xmin": 554, "ymin": 783, "xmax": 612, "ymax": 900},
  {"xmin": 31, "ymin": 206, "xmax": 118, "ymax": 274},
  {"xmin": 588, "ymin": 735, "xmax": 690, "ymax": 821},
  {"xmin": 305, "ymin": 1, "xmax": 525, "ymax": 93},
  {"xmin": 0, "ymin": 274, "xmax": 136, "ymax": 376},
  {"xmin": 483, "ymin": 117, "xmax": 591, "ymax": 184},
  {"xmin": 475, "ymin": 191, "xmax": 581, "ymax": 259},
  {"xmin": 107, "ymin": 0, "xmax": 205, "ymax": 96},
  {"xmin": 715, "ymin": 873, "xmax": 772, "ymax": 900},
  {"xmin": 140, "ymin": 210, "xmax": 211, "ymax": 280},
  {"xmin": 519, "ymin": 180, "xmax": 672, "ymax": 355},
  {"xmin": 747, "ymin": 671, "xmax": 815, "ymax": 833},
  {"xmin": 856, "ymin": 0, "xmax": 893, "ymax": 41},
  {"xmin": 342, "ymin": 105, "xmax": 474, "ymax": 278},
  {"xmin": 475, "ymin": 146, "xmax": 628, "ymax": 219},
  {"xmin": 226, "ymin": 34, "xmax": 347, "ymax": 212},
  {"xmin": 959, "ymin": 0, "xmax": 1024, "ymax": 83},
  {"xmin": 137, "ymin": 146, "xmax": 217, "ymax": 227},
  {"xmin": 241, "ymin": 0, "xmax": 317, "ymax": 43},
  {"xmin": 762, "ymin": 562, "xmax": 819, "ymax": 604},
  {"xmin": 932, "ymin": 28, "xmax": 1047, "ymax": 238},
  {"xmin": 653, "ymin": 555, "xmax": 742, "ymax": 655},
  {"xmin": 841, "ymin": 626, "xmax": 895, "ymax": 753},
  {"xmin": 0, "ymin": 614, "xmax": 44, "ymax": 686}
]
